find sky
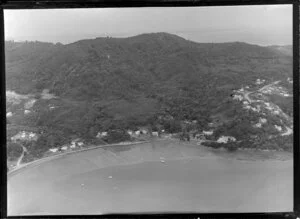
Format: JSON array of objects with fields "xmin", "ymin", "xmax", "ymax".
[{"xmin": 4, "ymin": 5, "xmax": 292, "ymax": 46}]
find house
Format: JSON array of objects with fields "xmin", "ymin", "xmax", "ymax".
[
  {"xmin": 29, "ymin": 133, "xmax": 36, "ymax": 138},
  {"xmin": 78, "ymin": 142, "xmax": 84, "ymax": 146},
  {"xmin": 96, "ymin": 132, "xmax": 107, "ymax": 138},
  {"xmin": 254, "ymin": 123, "xmax": 262, "ymax": 128},
  {"xmin": 259, "ymin": 118, "xmax": 267, "ymax": 124},
  {"xmin": 6, "ymin": 112, "xmax": 12, "ymax": 117},
  {"xmin": 217, "ymin": 136, "xmax": 236, "ymax": 143},
  {"xmin": 250, "ymin": 107, "xmax": 259, "ymax": 112},
  {"xmin": 255, "ymin": 79, "xmax": 264, "ymax": 85},
  {"xmin": 24, "ymin": 110, "xmax": 31, "ymax": 114},
  {"xmin": 152, "ymin": 131, "xmax": 159, "ymax": 136},
  {"xmin": 233, "ymin": 94, "xmax": 243, "ymax": 101},
  {"xmin": 243, "ymin": 105, "xmax": 251, "ymax": 110},
  {"xmin": 203, "ymin": 130, "xmax": 213, "ymax": 136},
  {"xmin": 61, "ymin": 146, "xmax": 68, "ymax": 151},
  {"xmin": 127, "ymin": 130, "xmax": 133, "ymax": 136},
  {"xmin": 70, "ymin": 138, "xmax": 82, "ymax": 147},
  {"xmin": 11, "ymin": 131, "xmax": 38, "ymax": 142},
  {"xmin": 274, "ymin": 125, "xmax": 282, "ymax": 132},
  {"xmin": 25, "ymin": 99, "xmax": 36, "ymax": 109},
  {"xmin": 49, "ymin": 148, "xmax": 59, "ymax": 153},
  {"xmin": 138, "ymin": 128, "xmax": 148, "ymax": 134}
]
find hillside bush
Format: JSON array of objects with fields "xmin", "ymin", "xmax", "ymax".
[{"xmin": 102, "ymin": 129, "xmax": 131, "ymax": 144}]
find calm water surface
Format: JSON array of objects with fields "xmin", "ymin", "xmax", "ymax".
[{"xmin": 8, "ymin": 140, "xmax": 293, "ymax": 215}]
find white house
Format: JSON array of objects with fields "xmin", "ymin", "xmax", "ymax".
[
  {"xmin": 233, "ymin": 95, "xmax": 243, "ymax": 101},
  {"xmin": 139, "ymin": 128, "xmax": 148, "ymax": 134},
  {"xmin": 255, "ymin": 79, "xmax": 264, "ymax": 85},
  {"xmin": 78, "ymin": 142, "xmax": 84, "ymax": 146},
  {"xmin": 49, "ymin": 148, "xmax": 58, "ymax": 153},
  {"xmin": 24, "ymin": 110, "xmax": 31, "ymax": 114},
  {"xmin": 152, "ymin": 131, "xmax": 159, "ymax": 136},
  {"xmin": 11, "ymin": 131, "xmax": 38, "ymax": 142},
  {"xmin": 250, "ymin": 107, "xmax": 260, "ymax": 112},
  {"xmin": 254, "ymin": 123, "xmax": 262, "ymax": 128},
  {"xmin": 127, "ymin": 130, "xmax": 133, "ymax": 136},
  {"xmin": 217, "ymin": 136, "xmax": 236, "ymax": 143},
  {"xmin": 29, "ymin": 133, "xmax": 36, "ymax": 138},
  {"xmin": 274, "ymin": 125, "xmax": 282, "ymax": 132},
  {"xmin": 61, "ymin": 146, "xmax": 68, "ymax": 151},
  {"xmin": 6, "ymin": 112, "xmax": 12, "ymax": 117},
  {"xmin": 273, "ymin": 110, "xmax": 280, "ymax": 115},
  {"xmin": 96, "ymin": 132, "xmax": 107, "ymax": 138},
  {"xmin": 203, "ymin": 130, "xmax": 213, "ymax": 135},
  {"xmin": 25, "ymin": 99, "xmax": 36, "ymax": 109},
  {"xmin": 259, "ymin": 118, "xmax": 267, "ymax": 124},
  {"xmin": 265, "ymin": 102, "xmax": 270, "ymax": 107}
]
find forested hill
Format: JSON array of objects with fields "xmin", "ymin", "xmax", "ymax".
[
  {"xmin": 5, "ymin": 33, "xmax": 293, "ymax": 161},
  {"xmin": 6, "ymin": 33, "xmax": 291, "ymax": 97}
]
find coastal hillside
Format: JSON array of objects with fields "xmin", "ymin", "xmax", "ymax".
[{"xmin": 5, "ymin": 32, "xmax": 293, "ymax": 166}]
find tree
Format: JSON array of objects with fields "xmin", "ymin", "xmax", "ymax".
[
  {"xmin": 102, "ymin": 129, "xmax": 131, "ymax": 144},
  {"xmin": 7, "ymin": 142, "xmax": 23, "ymax": 161}
]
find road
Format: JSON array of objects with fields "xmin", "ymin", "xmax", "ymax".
[
  {"xmin": 16, "ymin": 145, "xmax": 28, "ymax": 167},
  {"xmin": 243, "ymin": 80, "xmax": 280, "ymax": 103}
]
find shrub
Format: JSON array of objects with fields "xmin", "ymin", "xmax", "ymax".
[
  {"xmin": 102, "ymin": 129, "xmax": 131, "ymax": 144},
  {"xmin": 7, "ymin": 142, "xmax": 23, "ymax": 161},
  {"xmin": 225, "ymin": 142, "xmax": 239, "ymax": 152}
]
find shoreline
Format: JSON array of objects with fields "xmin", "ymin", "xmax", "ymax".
[
  {"xmin": 8, "ymin": 140, "xmax": 149, "ymax": 176},
  {"xmin": 8, "ymin": 138, "xmax": 293, "ymax": 177}
]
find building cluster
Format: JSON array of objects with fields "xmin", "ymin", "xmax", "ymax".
[
  {"xmin": 11, "ymin": 131, "xmax": 38, "ymax": 142},
  {"xmin": 216, "ymin": 136, "xmax": 236, "ymax": 144},
  {"xmin": 260, "ymin": 84, "xmax": 291, "ymax": 97},
  {"xmin": 48, "ymin": 138, "xmax": 84, "ymax": 153},
  {"xmin": 255, "ymin": 78, "xmax": 266, "ymax": 85}
]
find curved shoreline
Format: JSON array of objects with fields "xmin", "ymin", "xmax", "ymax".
[
  {"xmin": 8, "ymin": 138, "xmax": 293, "ymax": 177},
  {"xmin": 8, "ymin": 140, "xmax": 149, "ymax": 176}
]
